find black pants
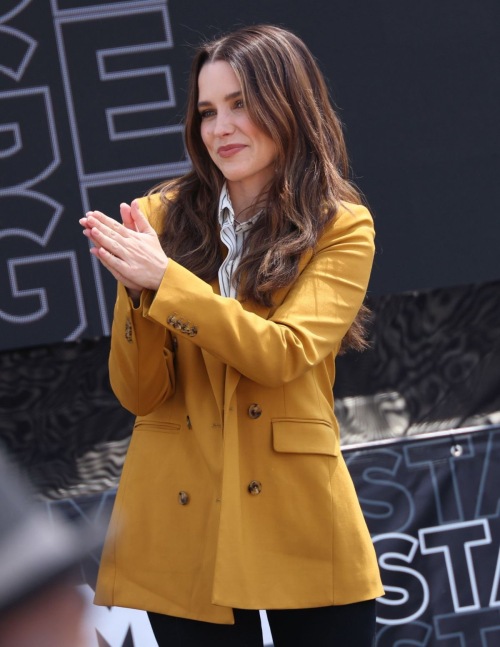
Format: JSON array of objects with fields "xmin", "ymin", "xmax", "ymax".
[{"xmin": 148, "ymin": 598, "xmax": 376, "ymax": 647}]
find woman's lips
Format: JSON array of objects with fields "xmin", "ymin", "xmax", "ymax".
[{"xmin": 217, "ymin": 145, "xmax": 246, "ymax": 158}]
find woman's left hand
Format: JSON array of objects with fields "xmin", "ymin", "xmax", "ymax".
[{"xmin": 80, "ymin": 200, "xmax": 169, "ymax": 291}]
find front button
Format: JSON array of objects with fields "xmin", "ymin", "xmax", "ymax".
[
  {"xmin": 125, "ymin": 317, "xmax": 132, "ymax": 343},
  {"xmin": 186, "ymin": 415, "xmax": 192, "ymax": 429},
  {"xmin": 172, "ymin": 337, "xmax": 178, "ymax": 351},
  {"xmin": 248, "ymin": 404, "xmax": 262, "ymax": 419},
  {"xmin": 248, "ymin": 480, "xmax": 262, "ymax": 495},
  {"xmin": 178, "ymin": 491, "xmax": 189, "ymax": 505}
]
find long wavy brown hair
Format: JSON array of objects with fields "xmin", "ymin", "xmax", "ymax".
[{"xmin": 150, "ymin": 25, "xmax": 373, "ymax": 354}]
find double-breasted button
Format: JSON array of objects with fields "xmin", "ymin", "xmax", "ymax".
[
  {"xmin": 172, "ymin": 337, "xmax": 178, "ymax": 352},
  {"xmin": 174, "ymin": 318, "xmax": 184, "ymax": 330},
  {"xmin": 167, "ymin": 313, "xmax": 177, "ymax": 326},
  {"xmin": 125, "ymin": 317, "xmax": 132, "ymax": 343},
  {"xmin": 248, "ymin": 404, "xmax": 262, "ymax": 419},
  {"xmin": 186, "ymin": 415, "xmax": 192, "ymax": 429},
  {"xmin": 248, "ymin": 480, "xmax": 262, "ymax": 495},
  {"xmin": 188, "ymin": 325, "xmax": 198, "ymax": 337},
  {"xmin": 178, "ymin": 491, "xmax": 189, "ymax": 505}
]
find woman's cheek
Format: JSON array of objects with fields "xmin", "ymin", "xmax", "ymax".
[{"xmin": 200, "ymin": 123, "xmax": 211, "ymax": 147}]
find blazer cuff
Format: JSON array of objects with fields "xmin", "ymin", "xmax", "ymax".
[
  {"xmin": 144, "ymin": 259, "xmax": 214, "ymax": 336},
  {"xmin": 117, "ymin": 283, "xmax": 161, "ymax": 342}
]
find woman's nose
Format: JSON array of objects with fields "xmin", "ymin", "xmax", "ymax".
[{"xmin": 213, "ymin": 111, "xmax": 235, "ymax": 138}]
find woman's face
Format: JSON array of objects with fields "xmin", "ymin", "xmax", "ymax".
[{"xmin": 197, "ymin": 61, "xmax": 277, "ymax": 190}]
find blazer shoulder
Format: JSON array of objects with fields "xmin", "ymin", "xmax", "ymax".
[
  {"xmin": 336, "ymin": 200, "xmax": 374, "ymax": 230},
  {"xmin": 317, "ymin": 201, "xmax": 375, "ymax": 250}
]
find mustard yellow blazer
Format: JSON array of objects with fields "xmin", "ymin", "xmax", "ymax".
[{"xmin": 94, "ymin": 193, "xmax": 384, "ymax": 624}]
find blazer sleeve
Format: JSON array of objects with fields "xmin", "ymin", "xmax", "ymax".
[
  {"xmin": 108, "ymin": 197, "xmax": 176, "ymax": 416},
  {"xmin": 143, "ymin": 202, "xmax": 375, "ymax": 388}
]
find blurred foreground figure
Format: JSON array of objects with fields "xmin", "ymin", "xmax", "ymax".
[{"xmin": 0, "ymin": 449, "xmax": 102, "ymax": 647}]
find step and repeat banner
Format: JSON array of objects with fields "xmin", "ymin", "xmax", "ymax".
[
  {"xmin": 1, "ymin": 0, "xmax": 499, "ymax": 351},
  {"xmin": 1, "ymin": 0, "xmax": 190, "ymax": 351},
  {"xmin": 52, "ymin": 427, "xmax": 500, "ymax": 646}
]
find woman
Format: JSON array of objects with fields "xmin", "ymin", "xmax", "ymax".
[{"xmin": 80, "ymin": 24, "xmax": 384, "ymax": 647}]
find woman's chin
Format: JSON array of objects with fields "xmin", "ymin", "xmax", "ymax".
[{"xmin": 220, "ymin": 170, "xmax": 250, "ymax": 183}]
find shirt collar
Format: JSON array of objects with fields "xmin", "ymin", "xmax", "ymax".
[{"xmin": 218, "ymin": 182, "xmax": 262, "ymax": 232}]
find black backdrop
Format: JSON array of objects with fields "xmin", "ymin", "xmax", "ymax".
[{"xmin": 1, "ymin": 0, "xmax": 499, "ymax": 351}]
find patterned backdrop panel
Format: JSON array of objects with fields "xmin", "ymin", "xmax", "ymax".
[{"xmin": 336, "ymin": 279, "xmax": 500, "ymax": 444}]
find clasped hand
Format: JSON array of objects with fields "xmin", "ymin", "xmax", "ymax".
[{"xmin": 79, "ymin": 201, "xmax": 169, "ymax": 293}]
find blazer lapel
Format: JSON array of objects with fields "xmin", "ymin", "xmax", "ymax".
[
  {"xmin": 203, "ymin": 242, "xmax": 314, "ymax": 416},
  {"xmin": 200, "ymin": 226, "xmax": 227, "ymax": 416},
  {"xmin": 223, "ymin": 294, "xmax": 273, "ymax": 415},
  {"xmin": 201, "ymin": 271, "xmax": 273, "ymax": 419},
  {"xmin": 224, "ymin": 248, "xmax": 314, "ymax": 408},
  {"xmin": 201, "ymin": 276, "xmax": 225, "ymax": 418}
]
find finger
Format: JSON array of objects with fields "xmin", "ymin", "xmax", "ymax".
[
  {"xmin": 88, "ymin": 211, "xmax": 132, "ymax": 238},
  {"xmin": 93, "ymin": 245, "xmax": 131, "ymax": 275},
  {"xmin": 89, "ymin": 222, "xmax": 128, "ymax": 259},
  {"xmin": 87, "ymin": 214, "xmax": 131, "ymax": 246},
  {"xmin": 82, "ymin": 227, "xmax": 102, "ymax": 248},
  {"xmin": 130, "ymin": 200, "xmax": 154, "ymax": 234},
  {"xmin": 79, "ymin": 214, "xmax": 95, "ymax": 230},
  {"xmin": 90, "ymin": 247, "xmax": 131, "ymax": 283},
  {"xmin": 90, "ymin": 247, "xmax": 120, "ymax": 278},
  {"xmin": 120, "ymin": 203, "xmax": 137, "ymax": 232}
]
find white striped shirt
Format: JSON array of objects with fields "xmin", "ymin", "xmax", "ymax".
[{"xmin": 218, "ymin": 183, "xmax": 262, "ymax": 299}]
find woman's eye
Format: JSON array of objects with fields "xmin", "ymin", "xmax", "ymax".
[
  {"xmin": 235, "ymin": 100, "xmax": 244, "ymax": 109},
  {"xmin": 200, "ymin": 109, "xmax": 215, "ymax": 119}
]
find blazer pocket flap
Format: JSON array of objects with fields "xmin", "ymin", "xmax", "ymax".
[
  {"xmin": 134, "ymin": 420, "xmax": 181, "ymax": 433},
  {"xmin": 272, "ymin": 419, "xmax": 339, "ymax": 456}
]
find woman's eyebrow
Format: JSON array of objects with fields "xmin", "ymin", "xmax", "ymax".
[{"xmin": 197, "ymin": 90, "xmax": 242, "ymax": 109}]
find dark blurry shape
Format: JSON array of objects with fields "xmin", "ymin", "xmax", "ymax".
[{"xmin": 0, "ymin": 448, "xmax": 104, "ymax": 646}]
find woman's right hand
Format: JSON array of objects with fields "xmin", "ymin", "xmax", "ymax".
[
  {"xmin": 81, "ymin": 202, "xmax": 144, "ymax": 294},
  {"xmin": 119, "ymin": 203, "xmax": 144, "ymax": 299}
]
